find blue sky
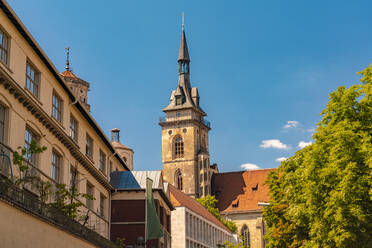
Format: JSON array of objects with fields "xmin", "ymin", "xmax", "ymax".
[{"xmin": 9, "ymin": 0, "xmax": 372, "ymax": 172}]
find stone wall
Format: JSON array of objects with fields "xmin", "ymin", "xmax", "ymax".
[{"xmin": 0, "ymin": 201, "xmax": 99, "ymax": 248}]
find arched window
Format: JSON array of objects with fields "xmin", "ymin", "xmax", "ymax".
[
  {"xmin": 241, "ymin": 224, "xmax": 250, "ymax": 247},
  {"xmin": 174, "ymin": 136, "xmax": 184, "ymax": 158},
  {"xmin": 175, "ymin": 169, "xmax": 183, "ymax": 190}
]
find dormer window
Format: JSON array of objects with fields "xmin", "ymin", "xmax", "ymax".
[
  {"xmin": 175, "ymin": 95, "xmax": 182, "ymax": 105},
  {"xmin": 252, "ymin": 184, "xmax": 258, "ymax": 191}
]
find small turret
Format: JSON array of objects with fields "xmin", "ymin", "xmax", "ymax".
[{"xmin": 110, "ymin": 128, "xmax": 134, "ymax": 171}]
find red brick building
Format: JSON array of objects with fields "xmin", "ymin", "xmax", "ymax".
[{"xmin": 110, "ymin": 171, "xmax": 174, "ymax": 248}]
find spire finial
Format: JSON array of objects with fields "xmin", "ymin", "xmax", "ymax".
[
  {"xmin": 65, "ymin": 46, "xmax": 70, "ymax": 71},
  {"xmin": 182, "ymin": 12, "xmax": 184, "ymax": 30}
]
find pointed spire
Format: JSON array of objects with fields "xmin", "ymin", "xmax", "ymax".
[
  {"xmin": 65, "ymin": 46, "xmax": 70, "ymax": 71},
  {"xmin": 178, "ymin": 14, "xmax": 190, "ymax": 62}
]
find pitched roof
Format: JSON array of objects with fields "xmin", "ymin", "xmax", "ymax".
[
  {"xmin": 169, "ymin": 184, "xmax": 231, "ymax": 233},
  {"xmin": 178, "ymin": 29, "xmax": 190, "ymax": 61},
  {"xmin": 61, "ymin": 70, "xmax": 78, "ymax": 78},
  {"xmin": 211, "ymin": 169, "xmax": 276, "ymax": 213},
  {"xmin": 162, "ymin": 29, "xmax": 206, "ymax": 116}
]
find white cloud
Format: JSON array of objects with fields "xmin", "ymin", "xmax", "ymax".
[
  {"xmin": 241, "ymin": 163, "xmax": 260, "ymax": 171},
  {"xmin": 283, "ymin": 121, "xmax": 300, "ymax": 129},
  {"xmin": 298, "ymin": 141, "xmax": 313, "ymax": 149},
  {"xmin": 306, "ymin": 128, "xmax": 316, "ymax": 133},
  {"xmin": 260, "ymin": 139, "xmax": 289, "ymax": 150},
  {"xmin": 276, "ymin": 157, "xmax": 287, "ymax": 162}
]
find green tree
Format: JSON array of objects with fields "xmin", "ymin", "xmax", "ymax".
[
  {"xmin": 12, "ymin": 141, "xmax": 51, "ymax": 202},
  {"xmin": 12, "ymin": 140, "xmax": 94, "ymax": 219},
  {"xmin": 49, "ymin": 183, "xmax": 94, "ymax": 219},
  {"xmin": 197, "ymin": 195, "xmax": 238, "ymax": 233},
  {"xmin": 263, "ymin": 64, "xmax": 372, "ymax": 248},
  {"xmin": 224, "ymin": 241, "xmax": 246, "ymax": 248}
]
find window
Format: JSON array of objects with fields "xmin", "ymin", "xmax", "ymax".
[
  {"xmin": 52, "ymin": 92, "xmax": 63, "ymax": 122},
  {"xmin": 26, "ymin": 62, "xmax": 40, "ymax": 98},
  {"xmin": 199, "ymin": 160, "xmax": 202, "ymax": 171},
  {"xmin": 24, "ymin": 127, "xmax": 39, "ymax": 166},
  {"xmin": 0, "ymin": 29, "xmax": 9, "ymax": 65},
  {"xmin": 204, "ymin": 186, "xmax": 208, "ymax": 196},
  {"xmin": 51, "ymin": 150, "xmax": 62, "ymax": 182},
  {"xmin": 86, "ymin": 134, "xmax": 93, "ymax": 158},
  {"xmin": 0, "ymin": 104, "xmax": 7, "ymax": 143},
  {"xmin": 175, "ymin": 96, "xmax": 182, "ymax": 106},
  {"xmin": 100, "ymin": 193, "xmax": 106, "ymax": 217},
  {"xmin": 252, "ymin": 183, "xmax": 258, "ymax": 191},
  {"xmin": 241, "ymin": 225, "xmax": 250, "ymax": 248},
  {"xmin": 174, "ymin": 136, "xmax": 184, "ymax": 158},
  {"xmin": 69, "ymin": 115, "xmax": 78, "ymax": 142},
  {"xmin": 69, "ymin": 165, "xmax": 78, "ymax": 193},
  {"xmin": 86, "ymin": 182, "xmax": 94, "ymax": 209},
  {"xmin": 175, "ymin": 169, "xmax": 183, "ymax": 190},
  {"xmin": 99, "ymin": 150, "xmax": 106, "ymax": 174}
]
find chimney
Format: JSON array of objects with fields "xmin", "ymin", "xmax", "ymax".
[{"xmin": 111, "ymin": 128, "xmax": 120, "ymax": 142}]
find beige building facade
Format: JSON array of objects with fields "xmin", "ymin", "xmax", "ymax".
[
  {"xmin": 0, "ymin": 0, "xmax": 127, "ymax": 246},
  {"xmin": 169, "ymin": 184, "xmax": 235, "ymax": 248},
  {"xmin": 160, "ymin": 27, "xmax": 214, "ymax": 198}
]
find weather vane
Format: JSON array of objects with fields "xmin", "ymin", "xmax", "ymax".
[
  {"xmin": 182, "ymin": 12, "xmax": 184, "ymax": 30},
  {"xmin": 65, "ymin": 46, "xmax": 70, "ymax": 71}
]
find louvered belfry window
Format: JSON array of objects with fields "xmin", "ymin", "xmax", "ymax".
[{"xmin": 174, "ymin": 136, "xmax": 184, "ymax": 158}]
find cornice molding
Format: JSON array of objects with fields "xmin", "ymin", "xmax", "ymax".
[{"xmin": 0, "ymin": 68, "xmax": 113, "ymax": 190}]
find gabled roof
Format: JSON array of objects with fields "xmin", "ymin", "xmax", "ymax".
[
  {"xmin": 211, "ymin": 169, "xmax": 276, "ymax": 213},
  {"xmin": 169, "ymin": 184, "xmax": 231, "ymax": 233}
]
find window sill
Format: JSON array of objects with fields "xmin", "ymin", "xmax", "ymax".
[
  {"xmin": 0, "ymin": 60, "xmax": 12, "ymax": 74},
  {"xmin": 86, "ymin": 154, "xmax": 95, "ymax": 164},
  {"xmin": 99, "ymin": 169, "xmax": 107, "ymax": 177},
  {"xmin": 51, "ymin": 116, "xmax": 65, "ymax": 130},
  {"xmin": 23, "ymin": 87, "xmax": 43, "ymax": 106}
]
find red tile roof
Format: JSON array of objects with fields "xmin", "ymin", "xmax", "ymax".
[
  {"xmin": 61, "ymin": 70, "xmax": 78, "ymax": 78},
  {"xmin": 168, "ymin": 184, "xmax": 231, "ymax": 232},
  {"xmin": 212, "ymin": 169, "xmax": 276, "ymax": 213}
]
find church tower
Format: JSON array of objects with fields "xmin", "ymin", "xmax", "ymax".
[
  {"xmin": 61, "ymin": 47, "xmax": 91, "ymax": 112},
  {"xmin": 160, "ymin": 25, "xmax": 212, "ymax": 198}
]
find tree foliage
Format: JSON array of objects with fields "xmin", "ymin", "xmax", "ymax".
[
  {"xmin": 12, "ymin": 140, "xmax": 94, "ymax": 220},
  {"xmin": 197, "ymin": 195, "xmax": 238, "ymax": 233},
  {"xmin": 224, "ymin": 241, "xmax": 246, "ymax": 248},
  {"xmin": 263, "ymin": 64, "xmax": 372, "ymax": 248}
]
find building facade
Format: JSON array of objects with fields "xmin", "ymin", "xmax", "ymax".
[
  {"xmin": 160, "ymin": 27, "xmax": 213, "ymax": 198},
  {"xmin": 110, "ymin": 171, "xmax": 173, "ymax": 248},
  {"xmin": 0, "ymin": 1, "xmax": 128, "ymax": 246},
  {"xmin": 211, "ymin": 169, "xmax": 275, "ymax": 248},
  {"xmin": 169, "ymin": 184, "xmax": 235, "ymax": 248}
]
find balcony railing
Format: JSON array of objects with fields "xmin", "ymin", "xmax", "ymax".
[
  {"xmin": 0, "ymin": 141, "xmax": 110, "ymax": 239},
  {"xmin": 159, "ymin": 115, "xmax": 212, "ymax": 128},
  {"xmin": 0, "ymin": 178, "xmax": 118, "ymax": 248}
]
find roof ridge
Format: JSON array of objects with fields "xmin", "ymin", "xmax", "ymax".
[{"xmin": 217, "ymin": 168, "xmax": 277, "ymax": 175}]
